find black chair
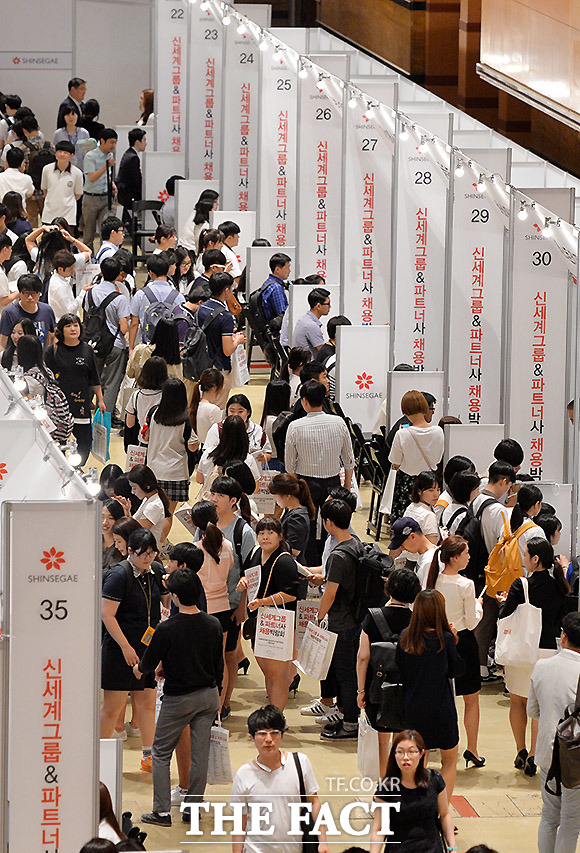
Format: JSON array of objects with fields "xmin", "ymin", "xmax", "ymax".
[
  {"xmin": 131, "ymin": 200, "xmax": 163, "ymax": 264},
  {"xmin": 367, "ymin": 441, "xmax": 390, "ymax": 541}
]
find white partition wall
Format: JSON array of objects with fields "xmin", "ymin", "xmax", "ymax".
[
  {"xmin": 287, "ymin": 283, "xmax": 340, "ymax": 346},
  {"xmin": 336, "ymin": 325, "xmax": 390, "ymax": 433},
  {"xmin": 388, "ymin": 370, "xmax": 445, "ymax": 427},
  {"xmin": 296, "ymin": 54, "xmax": 349, "ymax": 280},
  {"xmin": 143, "ymin": 151, "xmax": 187, "ymax": 202},
  {"xmin": 341, "ymin": 84, "xmax": 397, "ymax": 326},
  {"xmin": 536, "ymin": 483, "xmax": 573, "ymax": 554},
  {"xmin": 246, "ymin": 245, "xmax": 296, "ymax": 294},
  {"xmin": 443, "ymin": 423, "xmax": 505, "ymax": 476},
  {"xmin": 155, "ymin": 0, "xmax": 188, "ymax": 154}
]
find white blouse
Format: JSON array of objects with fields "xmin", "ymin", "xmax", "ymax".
[
  {"xmin": 404, "ymin": 501, "xmax": 439, "ymax": 541},
  {"xmin": 389, "ymin": 424, "xmax": 444, "ymax": 476},
  {"xmin": 435, "ymin": 572, "xmax": 482, "ymax": 632}
]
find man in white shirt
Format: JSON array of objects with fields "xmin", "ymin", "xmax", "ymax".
[
  {"xmin": 471, "ymin": 460, "xmax": 515, "ymax": 679},
  {"xmin": 94, "ymin": 215, "xmax": 125, "ymax": 263},
  {"xmin": 230, "ymin": 705, "xmax": 326, "ymax": 853},
  {"xmin": 528, "ymin": 612, "xmax": 580, "ymax": 853},
  {"xmin": 41, "ymin": 141, "xmax": 83, "ymax": 228},
  {"xmin": 0, "ymin": 235, "xmax": 18, "ymax": 315},
  {"xmin": 48, "ymin": 249, "xmax": 89, "ymax": 321},
  {"xmin": 217, "ymin": 220, "xmax": 242, "ymax": 285},
  {"xmin": 0, "ymin": 147, "xmax": 34, "ymax": 211},
  {"xmin": 129, "ymin": 254, "xmax": 184, "ymax": 350}
]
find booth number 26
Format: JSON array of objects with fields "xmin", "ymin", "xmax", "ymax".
[{"xmin": 40, "ymin": 600, "xmax": 68, "ymax": 620}]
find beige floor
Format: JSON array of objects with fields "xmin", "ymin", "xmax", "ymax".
[{"xmin": 98, "ymin": 372, "xmax": 545, "ymax": 853}]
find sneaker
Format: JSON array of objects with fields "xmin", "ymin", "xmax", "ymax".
[
  {"xmin": 112, "ymin": 728, "xmax": 127, "ymax": 741},
  {"xmin": 315, "ymin": 705, "xmax": 344, "ymax": 725},
  {"xmin": 300, "ymin": 700, "xmax": 333, "ymax": 717},
  {"xmin": 141, "ymin": 811, "xmax": 171, "ymax": 827},
  {"xmin": 171, "ymin": 786, "xmax": 187, "ymax": 806},
  {"xmin": 320, "ymin": 721, "xmax": 358, "ymax": 740},
  {"xmin": 125, "ymin": 722, "xmax": 140, "ymax": 737},
  {"xmin": 140, "ymin": 755, "xmax": 153, "ymax": 772}
]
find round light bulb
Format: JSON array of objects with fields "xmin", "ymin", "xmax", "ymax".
[
  {"xmin": 200, "ymin": 0, "xmax": 209, "ymax": 9},
  {"xmin": 259, "ymin": 38, "xmax": 268, "ymax": 51},
  {"xmin": 222, "ymin": 13, "xmax": 231, "ymax": 24},
  {"xmin": 299, "ymin": 66, "xmax": 308, "ymax": 79},
  {"xmin": 543, "ymin": 222, "xmax": 552, "ymax": 237},
  {"xmin": 13, "ymin": 377, "xmax": 26, "ymax": 392},
  {"xmin": 316, "ymin": 76, "xmax": 326, "ymax": 92},
  {"xmin": 348, "ymin": 95, "xmax": 357, "ymax": 109},
  {"xmin": 273, "ymin": 47, "xmax": 282, "ymax": 60},
  {"xmin": 237, "ymin": 21, "xmax": 246, "ymax": 34},
  {"xmin": 68, "ymin": 451, "xmax": 82, "ymax": 468},
  {"xmin": 455, "ymin": 163, "xmax": 465, "ymax": 178},
  {"xmin": 517, "ymin": 206, "xmax": 528, "ymax": 221},
  {"xmin": 400, "ymin": 127, "xmax": 409, "ymax": 141},
  {"xmin": 476, "ymin": 176, "xmax": 486, "ymax": 192},
  {"xmin": 418, "ymin": 140, "xmax": 427, "ymax": 153},
  {"xmin": 34, "ymin": 405, "xmax": 47, "ymax": 421}
]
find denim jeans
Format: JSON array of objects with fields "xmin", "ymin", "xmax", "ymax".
[
  {"xmin": 539, "ymin": 768, "xmax": 580, "ymax": 853},
  {"xmin": 330, "ymin": 624, "xmax": 361, "ymax": 724}
]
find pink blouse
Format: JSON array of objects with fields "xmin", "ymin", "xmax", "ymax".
[{"xmin": 194, "ymin": 538, "xmax": 234, "ymax": 614}]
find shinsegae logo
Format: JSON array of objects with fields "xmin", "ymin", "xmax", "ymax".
[
  {"xmin": 355, "ymin": 372, "xmax": 373, "ymax": 390},
  {"xmin": 158, "ymin": 189, "xmax": 169, "ymax": 202},
  {"xmin": 12, "ymin": 57, "xmax": 21, "ymax": 65},
  {"xmin": 41, "ymin": 548, "xmax": 66, "ymax": 571},
  {"xmin": 0, "ymin": 462, "xmax": 7, "ymax": 480}
]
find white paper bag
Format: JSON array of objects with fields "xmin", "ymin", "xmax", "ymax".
[
  {"xmin": 174, "ymin": 504, "xmax": 196, "ymax": 533},
  {"xmin": 253, "ymin": 466, "xmax": 276, "ymax": 515},
  {"xmin": 358, "ymin": 712, "xmax": 380, "ymax": 781},
  {"xmin": 207, "ymin": 722, "xmax": 233, "ymax": 785},
  {"xmin": 92, "ymin": 419, "xmax": 109, "ymax": 463},
  {"xmin": 125, "ymin": 444, "xmax": 147, "ymax": 471},
  {"xmin": 495, "ymin": 577, "xmax": 542, "ymax": 666},
  {"xmin": 295, "ymin": 619, "xmax": 337, "ymax": 681},
  {"xmin": 254, "ymin": 606, "xmax": 295, "ymax": 661},
  {"xmin": 295, "ymin": 600, "xmax": 321, "ymax": 651},
  {"xmin": 231, "ymin": 343, "xmax": 250, "ymax": 387},
  {"xmin": 379, "ymin": 468, "xmax": 397, "ymax": 515}
]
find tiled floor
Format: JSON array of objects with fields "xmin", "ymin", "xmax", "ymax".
[{"xmin": 99, "ymin": 373, "xmax": 545, "ymax": 852}]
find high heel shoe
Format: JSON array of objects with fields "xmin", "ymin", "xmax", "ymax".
[
  {"xmin": 289, "ymin": 674, "xmax": 301, "ymax": 696},
  {"xmin": 238, "ymin": 657, "xmax": 250, "ymax": 675},
  {"xmin": 524, "ymin": 755, "xmax": 537, "ymax": 777},
  {"xmin": 514, "ymin": 748, "xmax": 529, "ymax": 769},
  {"xmin": 463, "ymin": 749, "xmax": 485, "ymax": 768}
]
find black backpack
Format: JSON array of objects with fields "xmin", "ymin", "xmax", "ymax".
[
  {"xmin": 271, "ymin": 410, "xmax": 295, "ymax": 464},
  {"xmin": 181, "ymin": 304, "xmax": 227, "ymax": 381},
  {"xmin": 368, "ymin": 608, "xmax": 405, "ymax": 732},
  {"xmin": 247, "ymin": 282, "xmax": 271, "ymax": 332},
  {"xmin": 455, "ymin": 497, "xmax": 497, "ymax": 592},
  {"xmin": 24, "ymin": 140, "xmax": 56, "ymax": 190},
  {"xmin": 84, "ymin": 289, "xmax": 121, "ymax": 359},
  {"xmin": 335, "ymin": 540, "xmax": 390, "ymax": 624},
  {"xmin": 142, "ymin": 284, "xmax": 180, "ymax": 343}
]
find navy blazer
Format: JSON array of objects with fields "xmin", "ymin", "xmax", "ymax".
[{"xmin": 116, "ymin": 147, "xmax": 142, "ymax": 207}]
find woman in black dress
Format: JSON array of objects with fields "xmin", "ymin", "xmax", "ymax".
[
  {"xmin": 269, "ymin": 472, "xmax": 316, "ymax": 565},
  {"xmin": 45, "ymin": 312, "xmax": 104, "ymax": 464},
  {"xmin": 397, "ymin": 589, "xmax": 465, "ymax": 799},
  {"xmin": 370, "ymin": 729, "xmax": 455, "ymax": 852},
  {"xmin": 357, "ymin": 568, "xmax": 422, "ymax": 778},
  {"xmin": 100, "ymin": 528, "xmax": 167, "ymax": 772},
  {"xmin": 237, "ymin": 516, "xmax": 299, "ymax": 711}
]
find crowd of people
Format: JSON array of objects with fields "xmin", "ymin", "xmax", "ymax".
[{"xmin": 2, "ymin": 84, "xmax": 580, "ymax": 853}]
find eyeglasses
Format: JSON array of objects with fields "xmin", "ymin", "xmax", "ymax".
[
  {"xmin": 395, "ymin": 748, "xmax": 421, "ymax": 757},
  {"xmin": 254, "ymin": 730, "xmax": 283, "ymax": 737}
]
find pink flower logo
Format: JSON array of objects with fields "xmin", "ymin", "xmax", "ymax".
[
  {"xmin": 355, "ymin": 372, "xmax": 373, "ymax": 390},
  {"xmin": 158, "ymin": 189, "xmax": 169, "ymax": 202},
  {"xmin": 0, "ymin": 463, "xmax": 7, "ymax": 481},
  {"xmin": 12, "ymin": 57, "xmax": 21, "ymax": 65},
  {"xmin": 41, "ymin": 548, "xmax": 66, "ymax": 571}
]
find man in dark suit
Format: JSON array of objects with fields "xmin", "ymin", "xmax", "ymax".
[
  {"xmin": 116, "ymin": 128, "xmax": 147, "ymax": 223},
  {"xmin": 56, "ymin": 77, "xmax": 86, "ymax": 129}
]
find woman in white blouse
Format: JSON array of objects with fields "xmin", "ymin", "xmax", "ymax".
[
  {"xmin": 404, "ymin": 470, "xmax": 441, "ymax": 545},
  {"xmin": 385, "ymin": 391, "xmax": 444, "ymax": 520},
  {"xmin": 426, "ymin": 535, "xmax": 485, "ymax": 768}
]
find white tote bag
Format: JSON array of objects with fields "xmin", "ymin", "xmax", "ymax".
[
  {"xmin": 231, "ymin": 343, "xmax": 250, "ymax": 387},
  {"xmin": 253, "ymin": 605, "xmax": 295, "ymax": 661},
  {"xmin": 253, "ymin": 466, "xmax": 276, "ymax": 515},
  {"xmin": 207, "ymin": 720, "xmax": 233, "ymax": 785},
  {"xmin": 495, "ymin": 577, "xmax": 542, "ymax": 667},
  {"xmin": 295, "ymin": 619, "xmax": 337, "ymax": 681},
  {"xmin": 358, "ymin": 711, "xmax": 380, "ymax": 781},
  {"xmin": 379, "ymin": 468, "xmax": 397, "ymax": 515}
]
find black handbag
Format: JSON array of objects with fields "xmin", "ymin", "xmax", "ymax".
[
  {"xmin": 368, "ymin": 608, "xmax": 405, "ymax": 732},
  {"xmin": 292, "ymin": 752, "xmax": 318, "ymax": 852}
]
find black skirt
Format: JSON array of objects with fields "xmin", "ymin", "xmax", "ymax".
[
  {"xmin": 101, "ymin": 638, "xmax": 156, "ymax": 691},
  {"xmin": 454, "ymin": 629, "xmax": 481, "ymax": 696}
]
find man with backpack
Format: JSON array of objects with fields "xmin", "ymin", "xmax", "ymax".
[
  {"xmin": 192, "ymin": 248, "xmax": 227, "ymax": 299},
  {"xmin": 528, "ymin": 612, "xmax": 580, "ymax": 853},
  {"xmin": 0, "ymin": 273, "xmax": 55, "ymax": 350},
  {"xmin": 83, "ymin": 256, "xmax": 130, "ymax": 416},
  {"xmin": 316, "ymin": 498, "xmax": 364, "ymax": 740},
  {"xmin": 260, "ymin": 253, "xmax": 291, "ymax": 323},
  {"xmin": 468, "ymin": 460, "xmax": 516, "ymax": 680},
  {"xmin": 128, "ymin": 254, "xmax": 184, "ymax": 351}
]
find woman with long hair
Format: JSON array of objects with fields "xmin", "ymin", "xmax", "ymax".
[
  {"xmin": 45, "ymin": 313, "xmax": 105, "ymax": 464},
  {"xmin": 189, "ymin": 367, "xmax": 224, "ymax": 443},
  {"xmin": 196, "ymin": 414, "xmax": 260, "ymax": 493},
  {"xmin": 397, "ymin": 588, "xmax": 465, "ymax": 797},
  {"xmin": 137, "ymin": 89, "xmax": 154, "ymax": 126},
  {"xmin": 126, "ymin": 316, "xmax": 183, "ymax": 381},
  {"xmin": 53, "ymin": 105, "xmax": 90, "ymax": 170},
  {"xmin": 268, "ymin": 472, "xmax": 315, "ymax": 563},
  {"xmin": 179, "ymin": 188, "xmax": 220, "ymax": 253},
  {"xmin": 97, "ymin": 463, "xmax": 124, "ymax": 502},
  {"xmin": 0, "ymin": 316, "xmax": 36, "ymax": 370},
  {"xmin": 98, "ymin": 781, "xmax": 125, "ymax": 843},
  {"xmin": 403, "ymin": 469, "xmax": 441, "ymax": 549},
  {"xmin": 237, "ymin": 516, "xmax": 299, "ymax": 710},
  {"xmin": 102, "ymin": 498, "xmax": 125, "ymax": 574},
  {"xmin": 124, "ymin": 355, "xmax": 168, "ymax": 450},
  {"xmin": 173, "ymin": 245, "xmax": 196, "ymax": 294},
  {"xmin": 204, "ymin": 393, "xmax": 272, "ymax": 463},
  {"xmin": 118, "ymin": 464, "xmax": 171, "ymax": 548},
  {"xmin": 2, "ymin": 189, "xmax": 32, "ymax": 237},
  {"xmin": 17, "ymin": 333, "xmax": 74, "ymax": 444},
  {"xmin": 426, "ymin": 535, "xmax": 484, "ymax": 767},
  {"xmin": 25, "ymin": 222, "xmax": 90, "ymax": 281},
  {"xmin": 498, "ymin": 537, "xmax": 569, "ymax": 776},
  {"xmin": 142, "ymin": 377, "xmax": 196, "ymax": 519},
  {"xmin": 370, "ymin": 729, "xmax": 455, "ymax": 852},
  {"xmin": 260, "ymin": 379, "xmax": 291, "ymax": 471},
  {"xmin": 280, "ymin": 346, "xmax": 311, "ymax": 406}
]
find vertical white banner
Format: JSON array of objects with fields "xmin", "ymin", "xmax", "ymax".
[
  {"xmin": 508, "ymin": 194, "xmax": 578, "ymax": 482},
  {"xmin": 257, "ymin": 39, "xmax": 302, "ymax": 245},
  {"xmin": 155, "ymin": 0, "xmax": 189, "ymax": 153},
  {"xmin": 187, "ymin": 2, "xmax": 224, "ymax": 180},
  {"xmin": 4, "ymin": 501, "xmax": 99, "ymax": 853},
  {"xmin": 447, "ymin": 157, "xmax": 510, "ymax": 422},
  {"xmin": 342, "ymin": 97, "xmax": 395, "ymax": 325},
  {"xmin": 297, "ymin": 55, "xmax": 348, "ymax": 281},
  {"xmin": 221, "ymin": 24, "xmax": 260, "ymax": 209},
  {"xmin": 336, "ymin": 325, "xmax": 390, "ymax": 433}
]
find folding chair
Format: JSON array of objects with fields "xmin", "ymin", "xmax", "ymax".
[{"xmin": 131, "ymin": 200, "xmax": 163, "ymax": 265}]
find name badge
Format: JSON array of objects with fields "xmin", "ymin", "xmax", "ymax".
[{"xmin": 141, "ymin": 626, "xmax": 155, "ymax": 646}]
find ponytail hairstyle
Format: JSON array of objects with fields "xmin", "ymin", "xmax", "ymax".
[
  {"xmin": 426, "ymin": 535, "xmax": 468, "ymax": 590},
  {"xmin": 190, "ymin": 500, "xmax": 224, "ymax": 563},
  {"xmin": 127, "ymin": 464, "xmax": 170, "ymax": 515},
  {"xmin": 510, "ymin": 484, "xmax": 543, "ymax": 532},
  {"xmin": 411, "ymin": 470, "xmax": 439, "ymax": 504},
  {"xmin": 268, "ymin": 472, "xmax": 316, "ymax": 520},
  {"xmin": 210, "ymin": 475, "xmax": 252, "ymax": 525},
  {"xmin": 189, "ymin": 367, "xmax": 224, "ymax": 433},
  {"xmin": 526, "ymin": 536, "xmax": 570, "ymax": 596}
]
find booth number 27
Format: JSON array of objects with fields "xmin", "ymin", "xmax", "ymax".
[{"xmin": 40, "ymin": 600, "xmax": 68, "ymax": 620}]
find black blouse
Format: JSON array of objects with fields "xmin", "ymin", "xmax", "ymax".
[{"xmin": 249, "ymin": 545, "xmax": 300, "ymax": 611}]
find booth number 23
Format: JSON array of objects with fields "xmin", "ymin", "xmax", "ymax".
[{"xmin": 40, "ymin": 600, "xmax": 68, "ymax": 620}]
